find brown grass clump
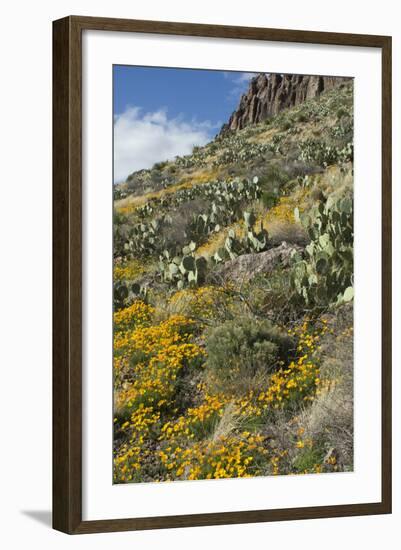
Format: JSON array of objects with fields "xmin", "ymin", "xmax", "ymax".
[{"xmin": 297, "ymin": 305, "xmax": 354, "ymax": 470}]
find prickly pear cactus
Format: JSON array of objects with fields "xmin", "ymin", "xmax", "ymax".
[
  {"xmin": 158, "ymin": 241, "xmax": 208, "ymax": 290},
  {"xmin": 212, "ymin": 211, "xmax": 270, "ymax": 264},
  {"xmin": 291, "ymin": 193, "xmax": 353, "ymax": 307}
]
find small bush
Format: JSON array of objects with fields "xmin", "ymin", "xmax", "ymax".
[
  {"xmin": 293, "ymin": 446, "xmax": 325, "ymax": 473},
  {"xmin": 261, "ymin": 190, "xmax": 278, "ymax": 209},
  {"xmin": 153, "ymin": 160, "xmax": 168, "ymax": 171},
  {"xmin": 160, "ymin": 197, "xmax": 209, "ymax": 251},
  {"xmin": 258, "ymin": 164, "xmax": 290, "ymax": 208},
  {"xmin": 240, "ymin": 268, "xmax": 300, "ymax": 324},
  {"xmin": 167, "ymin": 285, "xmax": 243, "ymax": 323},
  {"xmin": 336, "ymin": 107, "xmax": 348, "ymax": 120},
  {"xmin": 205, "ymin": 317, "xmax": 294, "ymax": 395},
  {"xmin": 262, "ymin": 163, "xmax": 290, "ymax": 186}
]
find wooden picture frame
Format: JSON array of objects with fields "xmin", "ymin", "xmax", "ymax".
[{"xmin": 53, "ymin": 15, "xmax": 392, "ymax": 534}]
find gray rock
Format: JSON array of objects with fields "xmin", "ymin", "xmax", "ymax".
[
  {"xmin": 220, "ymin": 73, "xmax": 351, "ymax": 134},
  {"xmin": 213, "ymin": 242, "xmax": 302, "ymax": 284}
]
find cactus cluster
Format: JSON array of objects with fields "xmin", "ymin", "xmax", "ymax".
[
  {"xmin": 174, "ymin": 141, "xmax": 220, "ymax": 169},
  {"xmin": 185, "ymin": 177, "xmax": 261, "ymax": 242},
  {"xmin": 118, "ymin": 177, "xmax": 263, "ymax": 261},
  {"xmin": 267, "ymin": 133, "xmax": 285, "ymax": 155},
  {"xmin": 212, "ymin": 142, "xmax": 271, "ymax": 167},
  {"xmin": 291, "ymin": 193, "xmax": 353, "ymax": 307},
  {"xmin": 158, "ymin": 242, "xmax": 208, "ymax": 289},
  {"xmin": 113, "ymin": 281, "xmax": 148, "ymax": 309},
  {"xmin": 271, "ymin": 82, "xmax": 352, "ymax": 130},
  {"xmin": 285, "ymin": 125, "xmax": 301, "ymax": 136},
  {"xmin": 296, "ymin": 174, "xmax": 312, "ymax": 189},
  {"xmin": 114, "ymin": 187, "xmax": 128, "ymax": 200},
  {"xmin": 212, "ymin": 211, "xmax": 270, "ymax": 264},
  {"xmin": 135, "ymin": 177, "xmax": 261, "ymax": 223},
  {"xmin": 157, "ymin": 209, "xmax": 270, "ymax": 288},
  {"xmin": 122, "ymin": 214, "xmax": 172, "ymax": 258},
  {"xmin": 329, "ymin": 117, "xmax": 353, "ymax": 139},
  {"xmin": 125, "ymin": 167, "xmax": 155, "ymax": 194},
  {"xmin": 210, "ymin": 131, "xmax": 281, "ymax": 168},
  {"xmin": 299, "ymin": 138, "xmax": 353, "ymax": 167}
]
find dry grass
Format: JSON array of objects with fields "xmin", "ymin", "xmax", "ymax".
[
  {"xmin": 176, "ymin": 166, "xmax": 222, "ymax": 186},
  {"xmin": 115, "ymin": 180, "xmax": 195, "ymax": 213},
  {"xmin": 195, "ymin": 220, "xmax": 246, "ymax": 260},
  {"xmin": 210, "ymin": 402, "xmax": 239, "ymax": 442},
  {"xmin": 115, "ymin": 167, "xmax": 223, "ymax": 214},
  {"xmin": 318, "ymin": 163, "xmax": 353, "ymax": 198},
  {"xmin": 298, "ymin": 305, "xmax": 354, "ymax": 469},
  {"xmin": 298, "ymin": 381, "xmax": 353, "ymax": 469},
  {"xmin": 255, "ymin": 305, "xmax": 354, "ymax": 474},
  {"xmin": 267, "ymin": 220, "xmax": 308, "ymax": 246},
  {"xmin": 248, "ymin": 126, "xmax": 280, "ymax": 145}
]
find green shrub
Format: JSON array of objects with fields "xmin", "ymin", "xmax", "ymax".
[
  {"xmin": 336, "ymin": 107, "xmax": 348, "ymax": 120},
  {"xmin": 205, "ymin": 317, "xmax": 294, "ymax": 395},
  {"xmin": 258, "ymin": 164, "xmax": 290, "ymax": 208},
  {"xmin": 261, "ymin": 191, "xmax": 279, "ymax": 209},
  {"xmin": 153, "ymin": 160, "xmax": 168, "ymax": 171},
  {"xmin": 293, "ymin": 446, "xmax": 325, "ymax": 473}
]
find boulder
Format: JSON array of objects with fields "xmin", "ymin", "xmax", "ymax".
[{"xmin": 213, "ymin": 242, "xmax": 302, "ymax": 284}]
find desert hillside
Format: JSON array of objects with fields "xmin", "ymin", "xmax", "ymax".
[{"xmin": 113, "ymin": 77, "xmax": 354, "ymax": 483}]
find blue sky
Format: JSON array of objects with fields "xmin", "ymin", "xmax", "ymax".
[{"xmin": 113, "ymin": 66, "xmax": 255, "ymax": 183}]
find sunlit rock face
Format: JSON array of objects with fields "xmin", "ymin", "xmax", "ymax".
[{"xmin": 220, "ymin": 73, "xmax": 351, "ymax": 134}]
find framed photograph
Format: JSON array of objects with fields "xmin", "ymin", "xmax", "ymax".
[{"xmin": 53, "ymin": 16, "xmax": 392, "ymax": 534}]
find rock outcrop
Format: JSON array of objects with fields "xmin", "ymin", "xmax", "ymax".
[
  {"xmin": 220, "ymin": 73, "xmax": 351, "ymax": 134},
  {"xmin": 213, "ymin": 242, "xmax": 302, "ymax": 284}
]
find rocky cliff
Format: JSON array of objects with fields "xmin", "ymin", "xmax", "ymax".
[{"xmin": 220, "ymin": 73, "xmax": 351, "ymax": 134}]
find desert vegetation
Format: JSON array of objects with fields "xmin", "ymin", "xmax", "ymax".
[{"xmin": 113, "ymin": 80, "xmax": 354, "ymax": 483}]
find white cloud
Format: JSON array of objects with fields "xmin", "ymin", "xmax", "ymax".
[
  {"xmin": 223, "ymin": 71, "xmax": 255, "ymax": 84},
  {"xmin": 224, "ymin": 71, "xmax": 256, "ymax": 101},
  {"xmin": 232, "ymin": 72, "xmax": 256, "ymax": 84},
  {"xmin": 113, "ymin": 107, "xmax": 213, "ymax": 183}
]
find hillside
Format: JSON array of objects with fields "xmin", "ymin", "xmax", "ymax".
[
  {"xmin": 113, "ymin": 78, "xmax": 354, "ymax": 483},
  {"xmin": 220, "ymin": 73, "xmax": 351, "ymax": 133}
]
